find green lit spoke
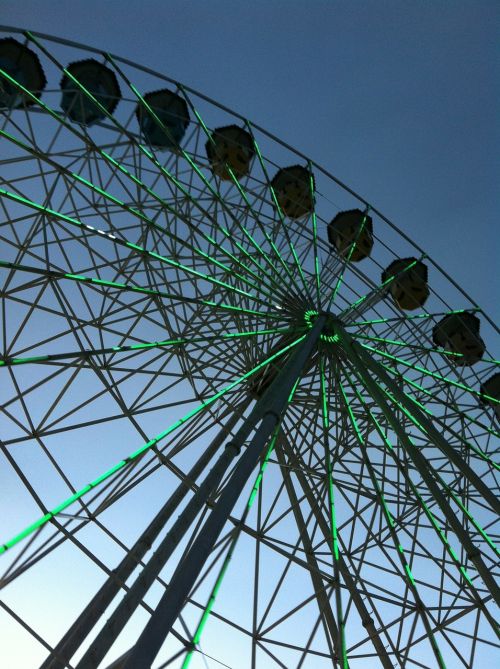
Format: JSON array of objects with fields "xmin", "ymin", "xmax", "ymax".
[
  {"xmin": 0, "ymin": 334, "xmax": 306, "ymax": 555},
  {"xmin": 340, "ymin": 255, "xmax": 425, "ymax": 320},
  {"xmin": 319, "ymin": 356, "xmax": 348, "ymax": 668},
  {"xmin": 349, "ymin": 308, "xmax": 481, "ymax": 329},
  {"xmin": 0, "ymin": 61, "xmax": 285, "ymax": 306},
  {"xmin": 182, "ymin": 425, "xmax": 283, "ymax": 668},
  {"xmin": 0, "ymin": 260, "xmax": 274, "ymax": 320},
  {"xmin": 2, "ymin": 48, "xmax": 307, "ymax": 305},
  {"xmin": 180, "ymin": 94, "xmax": 299, "ymax": 295},
  {"xmin": 374, "ymin": 383, "xmax": 499, "ymax": 555},
  {"xmin": 182, "ymin": 376, "xmax": 303, "ymax": 666},
  {"xmin": 375, "ymin": 356, "xmax": 500, "ymax": 454},
  {"xmin": 101, "ymin": 56, "xmax": 300, "ymax": 302},
  {"xmin": 360, "ymin": 341, "xmax": 500, "ymax": 406},
  {"xmin": 339, "ymin": 368, "xmax": 499, "ymax": 633},
  {"xmin": 245, "ymin": 121, "xmax": 315, "ymax": 303},
  {"xmin": 346, "ymin": 330, "xmax": 500, "ymax": 523},
  {"xmin": 354, "ymin": 332, "xmax": 499, "ymax": 366},
  {"xmin": 347, "ymin": 354, "xmax": 499, "ymax": 555},
  {"xmin": 0, "ymin": 326, "xmax": 295, "ymax": 367},
  {"xmin": 0, "ymin": 128, "xmax": 280, "ymax": 305},
  {"xmin": 308, "ymin": 160, "xmax": 321, "ymax": 307},
  {"xmin": 338, "ymin": 376, "xmax": 448, "ymax": 668},
  {"xmin": 326, "ymin": 208, "xmax": 369, "ymax": 312},
  {"xmin": 354, "ymin": 332, "xmax": 500, "ymax": 440},
  {"xmin": 0, "ymin": 188, "xmax": 275, "ymax": 311}
]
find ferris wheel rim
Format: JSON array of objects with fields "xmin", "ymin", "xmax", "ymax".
[
  {"xmin": 0, "ymin": 24, "xmax": 498, "ymax": 669},
  {"xmin": 0, "ymin": 23, "xmax": 497, "ymax": 335}
]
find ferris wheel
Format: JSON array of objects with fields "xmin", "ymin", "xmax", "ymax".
[{"xmin": 0, "ymin": 27, "xmax": 498, "ymax": 669}]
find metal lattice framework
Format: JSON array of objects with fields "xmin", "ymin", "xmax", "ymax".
[{"xmin": 0, "ymin": 27, "xmax": 498, "ymax": 669}]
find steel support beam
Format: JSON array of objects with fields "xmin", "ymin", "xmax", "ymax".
[
  {"xmin": 121, "ymin": 316, "xmax": 326, "ymax": 668},
  {"xmin": 343, "ymin": 328, "xmax": 500, "ymax": 516},
  {"xmin": 278, "ymin": 436, "xmax": 395, "ymax": 669},
  {"xmin": 76, "ymin": 393, "xmax": 269, "ymax": 668},
  {"xmin": 79, "ymin": 339, "xmax": 309, "ymax": 668},
  {"xmin": 274, "ymin": 444, "xmax": 341, "ymax": 663},
  {"xmin": 40, "ymin": 401, "xmax": 248, "ymax": 669},
  {"xmin": 334, "ymin": 321, "xmax": 500, "ymax": 608}
]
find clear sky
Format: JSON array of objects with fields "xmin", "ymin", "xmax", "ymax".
[
  {"xmin": 2, "ymin": 0, "xmax": 498, "ymax": 320},
  {"xmin": 0, "ymin": 2, "xmax": 498, "ymax": 667}
]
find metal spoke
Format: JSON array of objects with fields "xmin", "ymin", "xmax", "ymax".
[{"xmin": 1, "ymin": 26, "xmax": 497, "ymax": 669}]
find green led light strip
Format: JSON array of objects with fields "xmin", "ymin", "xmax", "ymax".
[
  {"xmin": 354, "ymin": 332, "xmax": 499, "ymax": 366},
  {"xmin": 141, "ymin": 101, "xmax": 290, "ymax": 295},
  {"xmin": 349, "ymin": 308, "xmax": 480, "ymax": 328},
  {"xmin": 334, "ymin": 319, "xmax": 500, "ymax": 610},
  {"xmin": 340, "ymin": 367, "xmax": 499, "ymax": 634},
  {"xmin": 304, "ymin": 310, "xmax": 340, "ymax": 343},
  {"xmin": 100, "ymin": 60, "xmax": 298, "ymax": 301},
  {"xmin": 338, "ymin": 377, "xmax": 447, "ymax": 668},
  {"xmin": 343, "ymin": 342, "xmax": 499, "ymax": 563},
  {"xmin": 376, "ymin": 386, "xmax": 499, "ymax": 555},
  {"xmin": 307, "ymin": 162, "xmax": 321, "ymax": 307},
  {"xmin": 339, "ymin": 373, "xmax": 474, "ymax": 580},
  {"xmin": 247, "ymin": 124, "xmax": 314, "ymax": 302},
  {"xmin": 0, "ymin": 327, "xmax": 296, "ymax": 367},
  {"xmin": 326, "ymin": 209, "xmax": 369, "ymax": 310},
  {"xmin": 360, "ymin": 341, "xmax": 498, "ymax": 403},
  {"xmin": 0, "ymin": 127, "xmax": 277, "ymax": 304},
  {"xmin": 340, "ymin": 256, "xmax": 424, "ymax": 319},
  {"xmin": 30, "ymin": 33, "xmax": 280, "ymax": 292},
  {"xmin": 0, "ymin": 62, "xmax": 286, "ymax": 307},
  {"xmin": 319, "ymin": 356, "xmax": 348, "ymax": 668},
  {"xmin": 182, "ymin": 427, "xmax": 281, "ymax": 669},
  {"xmin": 182, "ymin": 379, "xmax": 304, "ymax": 667},
  {"xmin": 375, "ymin": 358, "xmax": 500, "ymax": 458},
  {"xmin": 0, "ymin": 187, "xmax": 275, "ymax": 310},
  {"xmin": 319, "ymin": 357, "xmax": 329, "ymax": 431},
  {"xmin": 0, "ymin": 334, "xmax": 306, "ymax": 555},
  {"xmin": 0, "ymin": 260, "xmax": 270, "ymax": 320}
]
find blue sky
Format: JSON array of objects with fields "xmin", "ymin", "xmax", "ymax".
[{"xmin": 0, "ymin": 2, "xmax": 498, "ymax": 667}]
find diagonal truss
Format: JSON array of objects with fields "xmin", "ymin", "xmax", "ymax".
[{"xmin": 0, "ymin": 25, "xmax": 498, "ymax": 669}]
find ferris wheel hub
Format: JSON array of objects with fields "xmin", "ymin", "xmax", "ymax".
[{"xmin": 303, "ymin": 309, "xmax": 341, "ymax": 343}]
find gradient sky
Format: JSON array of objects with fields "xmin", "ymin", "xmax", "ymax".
[
  {"xmin": 0, "ymin": 2, "xmax": 498, "ymax": 667},
  {"xmin": 2, "ymin": 0, "xmax": 498, "ymax": 320}
]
